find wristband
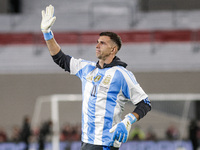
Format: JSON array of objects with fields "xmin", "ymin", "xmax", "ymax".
[
  {"xmin": 43, "ymin": 31, "xmax": 53, "ymax": 41},
  {"xmin": 126, "ymin": 113, "xmax": 137, "ymax": 124}
]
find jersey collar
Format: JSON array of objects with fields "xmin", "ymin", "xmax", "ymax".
[{"xmin": 96, "ymin": 56, "xmax": 127, "ymax": 69}]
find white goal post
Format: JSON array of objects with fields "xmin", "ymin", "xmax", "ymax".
[
  {"xmin": 31, "ymin": 93, "xmax": 200, "ymax": 150},
  {"xmin": 32, "ymin": 94, "xmax": 82, "ymax": 150}
]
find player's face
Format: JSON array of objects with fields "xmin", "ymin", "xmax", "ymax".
[{"xmin": 96, "ymin": 36, "xmax": 115, "ymax": 60}]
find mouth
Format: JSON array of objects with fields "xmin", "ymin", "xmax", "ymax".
[{"xmin": 96, "ymin": 49, "xmax": 100, "ymax": 54}]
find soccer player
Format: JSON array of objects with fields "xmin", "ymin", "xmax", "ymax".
[{"xmin": 41, "ymin": 5, "xmax": 151, "ymax": 150}]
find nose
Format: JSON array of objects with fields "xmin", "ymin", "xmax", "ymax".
[{"xmin": 96, "ymin": 42, "xmax": 100, "ymax": 48}]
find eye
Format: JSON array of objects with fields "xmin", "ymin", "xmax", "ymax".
[
  {"xmin": 97, "ymin": 40, "xmax": 106, "ymax": 45},
  {"xmin": 100, "ymin": 41, "xmax": 106, "ymax": 45}
]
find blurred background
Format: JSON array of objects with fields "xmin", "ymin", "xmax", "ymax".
[{"xmin": 0, "ymin": 0, "xmax": 200, "ymax": 149}]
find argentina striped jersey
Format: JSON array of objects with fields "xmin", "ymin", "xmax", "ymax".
[{"xmin": 69, "ymin": 57, "xmax": 148, "ymax": 147}]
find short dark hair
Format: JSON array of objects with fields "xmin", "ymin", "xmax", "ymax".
[{"xmin": 99, "ymin": 32, "xmax": 122, "ymax": 51}]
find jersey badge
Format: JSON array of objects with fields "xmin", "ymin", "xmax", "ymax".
[
  {"xmin": 94, "ymin": 75, "xmax": 101, "ymax": 82},
  {"xmin": 86, "ymin": 76, "xmax": 93, "ymax": 82},
  {"xmin": 102, "ymin": 75, "xmax": 111, "ymax": 85}
]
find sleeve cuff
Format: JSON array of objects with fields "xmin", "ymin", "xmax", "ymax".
[
  {"xmin": 126, "ymin": 113, "xmax": 137, "ymax": 124},
  {"xmin": 43, "ymin": 31, "xmax": 54, "ymax": 41}
]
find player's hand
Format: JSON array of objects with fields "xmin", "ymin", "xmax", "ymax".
[
  {"xmin": 109, "ymin": 113, "xmax": 137, "ymax": 143},
  {"xmin": 41, "ymin": 5, "xmax": 56, "ymax": 33}
]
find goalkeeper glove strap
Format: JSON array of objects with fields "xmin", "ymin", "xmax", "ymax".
[{"xmin": 43, "ymin": 31, "xmax": 53, "ymax": 41}]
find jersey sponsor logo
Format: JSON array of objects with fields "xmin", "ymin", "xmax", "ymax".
[
  {"xmin": 99, "ymin": 86, "xmax": 108, "ymax": 93},
  {"xmin": 102, "ymin": 75, "xmax": 111, "ymax": 85},
  {"xmin": 94, "ymin": 75, "xmax": 101, "ymax": 82}
]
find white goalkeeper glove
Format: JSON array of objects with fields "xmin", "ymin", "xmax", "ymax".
[
  {"xmin": 109, "ymin": 113, "xmax": 137, "ymax": 143},
  {"xmin": 41, "ymin": 4, "xmax": 56, "ymax": 40}
]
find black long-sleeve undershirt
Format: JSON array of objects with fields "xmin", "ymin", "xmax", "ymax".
[
  {"xmin": 51, "ymin": 50, "xmax": 71, "ymax": 72},
  {"xmin": 133, "ymin": 99, "xmax": 151, "ymax": 120}
]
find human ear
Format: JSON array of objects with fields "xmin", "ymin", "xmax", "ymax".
[{"xmin": 112, "ymin": 46, "xmax": 118, "ymax": 54}]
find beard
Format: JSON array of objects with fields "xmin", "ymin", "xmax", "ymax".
[{"xmin": 96, "ymin": 51, "xmax": 111, "ymax": 60}]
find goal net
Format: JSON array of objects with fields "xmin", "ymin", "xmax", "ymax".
[{"xmin": 31, "ymin": 93, "xmax": 200, "ymax": 150}]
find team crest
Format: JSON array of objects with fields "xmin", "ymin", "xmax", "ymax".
[
  {"xmin": 94, "ymin": 75, "xmax": 101, "ymax": 82},
  {"xmin": 102, "ymin": 75, "xmax": 111, "ymax": 85}
]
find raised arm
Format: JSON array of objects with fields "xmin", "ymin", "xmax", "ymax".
[
  {"xmin": 41, "ymin": 5, "xmax": 71, "ymax": 72},
  {"xmin": 41, "ymin": 5, "xmax": 60, "ymax": 56}
]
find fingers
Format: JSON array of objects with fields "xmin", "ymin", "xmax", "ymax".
[
  {"xmin": 46, "ymin": 5, "xmax": 49, "ymax": 15},
  {"xmin": 110, "ymin": 123, "xmax": 128, "ymax": 143},
  {"xmin": 41, "ymin": 10, "xmax": 45, "ymax": 19},
  {"xmin": 118, "ymin": 133, "xmax": 123, "ymax": 142},
  {"xmin": 122, "ymin": 133, "xmax": 128, "ymax": 143},
  {"xmin": 49, "ymin": 16, "xmax": 56, "ymax": 27},
  {"xmin": 49, "ymin": 5, "xmax": 54, "ymax": 17},
  {"xmin": 109, "ymin": 124, "xmax": 117, "ymax": 133},
  {"xmin": 50, "ymin": 16, "xmax": 56, "ymax": 24},
  {"xmin": 112, "ymin": 131, "xmax": 126, "ymax": 143},
  {"xmin": 112, "ymin": 131, "xmax": 119, "ymax": 141},
  {"xmin": 113, "ymin": 132, "xmax": 126, "ymax": 143},
  {"xmin": 43, "ymin": 5, "xmax": 54, "ymax": 17}
]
